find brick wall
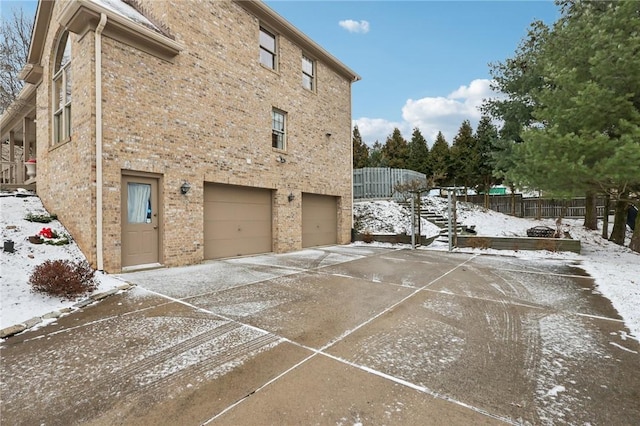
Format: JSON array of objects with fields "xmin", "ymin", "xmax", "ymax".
[{"xmin": 35, "ymin": 0, "xmax": 355, "ymax": 272}]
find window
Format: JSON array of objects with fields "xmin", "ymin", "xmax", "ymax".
[
  {"xmin": 53, "ymin": 32, "xmax": 72, "ymax": 144},
  {"xmin": 302, "ymin": 55, "xmax": 315, "ymax": 91},
  {"xmin": 272, "ymin": 109, "xmax": 286, "ymax": 150},
  {"xmin": 259, "ymin": 27, "xmax": 276, "ymax": 70}
]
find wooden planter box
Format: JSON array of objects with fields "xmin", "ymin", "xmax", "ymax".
[{"xmin": 456, "ymin": 235, "xmax": 581, "ymax": 254}]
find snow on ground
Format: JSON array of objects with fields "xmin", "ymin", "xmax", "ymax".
[
  {"xmin": 353, "ymin": 200, "xmax": 441, "ymax": 238},
  {"xmin": 0, "ymin": 191, "xmax": 125, "ymax": 331},
  {"xmin": 2, "ymin": 192, "xmax": 639, "ymax": 342},
  {"xmin": 355, "ymin": 196, "xmax": 639, "ymax": 340}
]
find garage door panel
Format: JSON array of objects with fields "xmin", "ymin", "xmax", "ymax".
[
  {"xmin": 205, "ymin": 202, "xmax": 271, "ymax": 221},
  {"xmin": 302, "ymin": 193, "xmax": 337, "ymax": 248},
  {"xmin": 205, "ymin": 220, "xmax": 272, "ymax": 240},
  {"xmin": 204, "ymin": 236, "xmax": 272, "ymax": 259},
  {"xmin": 206, "ymin": 186, "xmax": 271, "ymax": 204},
  {"xmin": 204, "ymin": 183, "xmax": 272, "ymax": 259}
]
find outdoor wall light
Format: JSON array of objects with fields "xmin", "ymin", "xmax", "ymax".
[
  {"xmin": 288, "ymin": 193, "xmax": 295, "ymax": 202},
  {"xmin": 276, "ymin": 155, "xmax": 286, "ymax": 163},
  {"xmin": 180, "ymin": 181, "xmax": 191, "ymax": 195},
  {"xmin": 325, "ymin": 132, "xmax": 332, "ymax": 137}
]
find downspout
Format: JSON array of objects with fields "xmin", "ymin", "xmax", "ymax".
[{"xmin": 95, "ymin": 13, "xmax": 107, "ymax": 271}]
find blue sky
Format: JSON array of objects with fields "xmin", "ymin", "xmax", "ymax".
[
  {"xmin": 265, "ymin": 1, "xmax": 560, "ymax": 145},
  {"xmin": 3, "ymin": 0, "xmax": 560, "ymax": 146}
]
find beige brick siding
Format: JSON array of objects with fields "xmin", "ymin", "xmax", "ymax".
[{"xmin": 35, "ymin": 0, "xmax": 354, "ymax": 273}]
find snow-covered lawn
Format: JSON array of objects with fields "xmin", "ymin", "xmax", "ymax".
[
  {"xmin": 0, "ymin": 192, "xmax": 125, "ymax": 333},
  {"xmin": 2, "ymin": 192, "xmax": 638, "ymax": 342}
]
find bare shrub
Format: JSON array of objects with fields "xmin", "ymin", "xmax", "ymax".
[{"xmin": 29, "ymin": 260, "xmax": 98, "ymax": 299}]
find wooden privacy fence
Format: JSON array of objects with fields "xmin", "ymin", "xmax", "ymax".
[
  {"xmin": 463, "ymin": 194, "xmax": 607, "ymax": 219},
  {"xmin": 353, "ymin": 167, "xmax": 426, "ymax": 200}
]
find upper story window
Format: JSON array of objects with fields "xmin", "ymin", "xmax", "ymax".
[
  {"xmin": 302, "ymin": 55, "xmax": 315, "ymax": 91},
  {"xmin": 259, "ymin": 27, "xmax": 276, "ymax": 70},
  {"xmin": 53, "ymin": 32, "xmax": 72, "ymax": 144},
  {"xmin": 272, "ymin": 109, "xmax": 286, "ymax": 150}
]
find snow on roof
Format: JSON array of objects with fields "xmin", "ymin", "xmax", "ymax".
[{"xmin": 89, "ymin": 0, "xmax": 160, "ymax": 32}]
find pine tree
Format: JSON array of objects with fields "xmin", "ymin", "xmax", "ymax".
[
  {"xmin": 368, "ymin": 141, "xmax": 386, "ymax": 167},
  {"xmin": 429, "ymin": 132, "xmax": 450, "ymax": 186},
  {"xmin": 352, "ymin": 125, "xmax": 369, "ymax": 169},
  {"xmin": 475, "ymin": 116, "xmax": 499, "ymax": 207},
  {"xmin": 449, "ymin": 120, "xmax": 477, "ymax": 197},
  {"xmin": 381, "ymin": 128, "xmax": 409, "ymax": 169},
  {"xmin": 407, "ymin": 128, "xmax": 430, "ymax": 175},
  {"xmin": 484, "ymin": 0, "xmax": 640, "ymax": 248}
]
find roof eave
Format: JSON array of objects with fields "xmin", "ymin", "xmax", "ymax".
[{"xmin": 236, "ymin": 0, "xmax": 360, "ymax": 83}]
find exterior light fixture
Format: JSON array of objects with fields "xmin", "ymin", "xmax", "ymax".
[
  {"xmin": 288, "ymin": 193, "xmax": 295, "ymax": 202},
  {"xmin": 325, "ymin": 132, "xmax": 332, "ymax": 137},
  {"xmin": 180, "ymin": 181, "xmax": 191, "ymax": 195},
  {"xmin": 276, "ymin": 155, "xmax": 286, "ymax": 163}
]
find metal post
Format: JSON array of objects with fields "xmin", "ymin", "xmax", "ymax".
[
  {"xmin": 448, "ymin": 190, "xmax": 452, "ymax": 251},
  {"xmin": 411, "ymin": 195, "xmax": 415, "ymax": 249}
]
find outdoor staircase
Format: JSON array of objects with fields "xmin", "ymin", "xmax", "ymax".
[
  {"xmin": 398, "ymin": 199, "xmax": 468, "ymax": 243},
  {"xmin": 421, "ymin": 210, "xmax": 466, "ymax": 242}
]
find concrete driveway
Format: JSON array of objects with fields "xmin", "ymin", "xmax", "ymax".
[{"xmin": 1, "ymin": 245, "xmax": 639, "ymax": 425}]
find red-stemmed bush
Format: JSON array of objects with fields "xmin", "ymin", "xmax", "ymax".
[{"xmin": 29, "ymin": 260, "xmax": 98, "ymax": 299}]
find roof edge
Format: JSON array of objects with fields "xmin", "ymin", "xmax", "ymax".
[{"xmin": 236, "ymin": 1, "xmax": 360, "ymax": 83}]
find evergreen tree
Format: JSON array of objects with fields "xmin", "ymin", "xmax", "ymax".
[
  {"xmin": 381, "ymin": 128, "xmax": 409, "ymax": 169},
  {"xmin": 352, "ymin": 125, "xmax": 370, "ymax": 169},
  {"xmin": 449, "ymin": 120, "xmax": 477, "ymax": 196},
  {"xmin": 475, "ymin": 116, "xmax": 499, "ymax": 206},
  {"xmin": 484, "ymin": 0, "xmax": 640, "ymax": 247},
  {"xmin": 429, "ymin": 132, "xmax": 450, "ymax": 186},
  {"xmin": 368, "ymin": 141, "xmax": 386, "ymax": 167},
  {"xmin": 407, "ymin": 128, "xmax": 430, "ymax": 175},
  {"xmin": 518, "ymin": 0, "xmax": 640, "ymax": 242}
]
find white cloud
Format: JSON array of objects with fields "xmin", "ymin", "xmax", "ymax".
[
  {"xmin": 339, "ymin": 19, "xmax": 370, "ymax": 34},
  {"xmin": 354, "ymin": 79, "xmax": 502, "ymax": 147},
  {"xmin": 353, "ymin": 117, "xmax": 405, "ymax": 145}
]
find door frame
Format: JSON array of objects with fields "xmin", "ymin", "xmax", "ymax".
[{"xmin": 121, "ymin": 171, "xmax": 163, "ymax": 269}]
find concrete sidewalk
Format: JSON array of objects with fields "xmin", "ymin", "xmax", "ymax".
[{"xmin": 1, "ymin": 245, "xmax": 639, "ymax": 425}]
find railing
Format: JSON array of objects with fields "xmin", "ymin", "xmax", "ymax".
[
  {"xmin": 0, "ymin": 160, "xmax": 27, "ymax": 185},
  {"xmin": 354, "ymin": 167, "xmax": 427, "ymax": 200}
]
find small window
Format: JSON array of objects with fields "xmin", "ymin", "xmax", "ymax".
[
  {"xmin": 259, "ymin": 27, "xmax": 276, "ymax": 70},
  {"xmin": 53, "ymin": 32, "xmax": 72, "ymax": 144},
  {"xmin": 272, "ymin": 109, "xmax": 286, "ymax": 150},
  {"xmin": 302, "ymin": 55, "xmax": 315, "ymax": 91}
]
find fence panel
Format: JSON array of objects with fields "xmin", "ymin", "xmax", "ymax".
[
  {"xmin": 353, "ymin": 167, "xmax": 426, "ymax": 200},
  {"xmin": 464, "ymin": 194, "xmax": 607, "ymax": 219}
]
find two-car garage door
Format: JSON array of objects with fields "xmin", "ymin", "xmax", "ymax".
[{"xmin": 204, "ymin": 183, "xmax": 338, "ymax": 259}]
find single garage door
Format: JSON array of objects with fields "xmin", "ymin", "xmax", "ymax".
[
  {"xmin": 204, "ymin": 183, "xmax": 272, "ymax": 259},
  {"xmin": 302, "ymin": 193, "xmax": 337, "ymax": 248}
]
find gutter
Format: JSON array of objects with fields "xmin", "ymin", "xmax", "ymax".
[{"xmin": 96, "ymin": 13, "xmax": 107, "ymax": 271}]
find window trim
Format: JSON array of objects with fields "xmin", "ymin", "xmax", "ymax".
[
  {"xmin": 259, "ymin": 26, "xmax": 277, "ymax": 71},
  {"xmin": 52, "ymin": 32, "xmax": 72, "ymax": 145},
  {"xmin": 271, "ymin": 108, "xmax": 286, "ymax": 151},
  {"xmin": 302, "ymin": 54, "xmax": 315, "ymax": 92}
]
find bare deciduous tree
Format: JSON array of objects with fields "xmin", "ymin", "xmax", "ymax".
[{"xmin": 0, "ymin": 7, "xmax": 33, "ymax": 114}]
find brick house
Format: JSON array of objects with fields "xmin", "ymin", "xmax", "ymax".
[{"xmin": 3, "ymin": 0, "xmax": 359, "ymax": 273}]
